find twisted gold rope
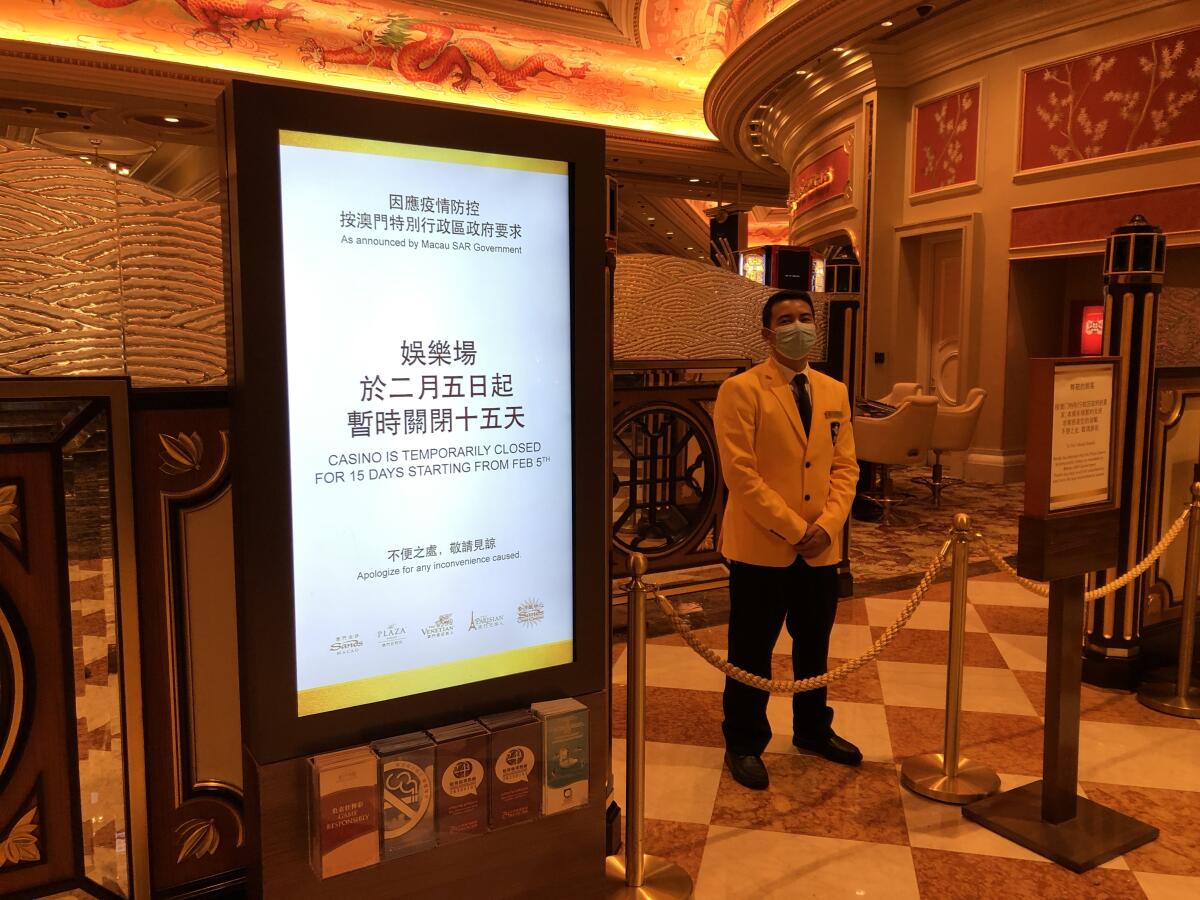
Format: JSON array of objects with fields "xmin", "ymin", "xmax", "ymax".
[
  {"xmin": 973, "ymin": 505, "xmax": 1193, "ymax": 601},
  {"xmin": 647, "ymin": 538, "xmax": 952, "ymax": 694}
]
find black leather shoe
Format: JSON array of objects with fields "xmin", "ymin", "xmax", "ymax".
[
  {"xmin": 725, "ymin": 752, "xmax": 769, "ymax": 790},
  {"xmin": 793, "ymin": 732, "xmax": 863, "ymax": 766}
]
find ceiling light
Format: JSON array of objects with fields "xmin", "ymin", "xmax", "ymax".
[
  {"xmin": 832, "ymin": 46, "xmax": 845, "ymax": 52},
  {"xmin": 795, "ymin": 68, "xmax": 808, "ymax": 75},
  {"xmin": 881, "ymin": 20, "xmax": 894, "ymax": 27},
  {"xmin": 78, "ymin": 155, "xmax": 88, "ymax": 160},
  {"xmin": 666, "ymin": 231, "xmax": 674, "ymax": 236},
  {"xmin": 688, "ymin": 177, "xmax": 701, "ymax": 183},
  {"xmin": 647, "ymin": 216, "xmax": 655, "ymax": 221},
  {"xmin": 118, "ymin": 167, "xmax": 131, "ymax": 176},
  {"xmin": 686, "ymin": 246, "xmax": 694, "ymax": 251},
  {"xmin": 162, "ymin": 115, "xmax": 181, "ymax": 124},
  {"xmin": 107, "ymin": 161, "xmax": 118, "ymax": 171}
]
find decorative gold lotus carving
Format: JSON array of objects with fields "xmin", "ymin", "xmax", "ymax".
[
  {"xmin": 159, "ymin": 432, "xmax": 205, "ymax": 476},
  {"xmin": 176, "ymin": 817, "xmax": 220, "ymax": 863},
  {"xmin": 0, "ymin": 483, "xmax": 21, "ymax": 554},
  {"xmin": 0, "ymin": 806, "xmax": 39, "ymax": 867}
]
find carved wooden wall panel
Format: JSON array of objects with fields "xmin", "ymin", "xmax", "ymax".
[
  {"xmin": 0, "ymin": 448, "xmax": 98, "ymax": 895},
  {"xmin": 131, "ymin": 393, "xmax": 247, "ymax": 896}
]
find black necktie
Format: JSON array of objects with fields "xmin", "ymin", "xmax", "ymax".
[{"xmin": 792, "ymin": 373, "xmax": 812, "ymax": 434}]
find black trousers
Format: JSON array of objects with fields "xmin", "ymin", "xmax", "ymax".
[{"xmin": 722, "ymin": 557, "xmax": 839, "ymax": 756}]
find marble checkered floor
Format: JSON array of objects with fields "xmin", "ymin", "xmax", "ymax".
[{"xmin": 610, "ymin": 572, "xmax": 1200, "ymax": 900}]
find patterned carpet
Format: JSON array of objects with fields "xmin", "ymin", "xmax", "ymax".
[
  {"xmin": 610, "ymin": 571, "xmax": 1200, "ymax": 899},
  {"xmin": 618, "ymin": 473, "xmax": 1023, "ymax": 641}
]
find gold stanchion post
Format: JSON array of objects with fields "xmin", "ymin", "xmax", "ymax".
[
  {"xmin": 605, "ymin": 553, "xmax": 694, "ymax": 899},
  {"xmin": 901, "ymin": 514, "xmax": 1000, "ymax": 803},
  {"xmin": 1138, "ymin": 481, "xmax": 1200, "ymax": 717}
]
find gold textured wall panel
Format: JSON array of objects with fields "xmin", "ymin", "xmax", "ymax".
[
  {"xmin": 613, "ymin": 254, "xmax": 829, "ymax": 362},
  {"xmin": 0, "ymin": 141, "xmax": 226, "ymax": 386}
]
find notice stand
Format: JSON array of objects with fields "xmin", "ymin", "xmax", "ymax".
[{"xmin": 964, "ymin": 358, "xmax": 1158, "ymax": 871}]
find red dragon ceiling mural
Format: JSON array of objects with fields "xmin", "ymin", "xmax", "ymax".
[{"xmin": 0, "ymin": 0, "xmax": 802, "ymax": 137}]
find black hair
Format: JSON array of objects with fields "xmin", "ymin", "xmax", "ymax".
[{"xmin": 761, "ymin": 290, "xmax": 815, "ymax": 328}]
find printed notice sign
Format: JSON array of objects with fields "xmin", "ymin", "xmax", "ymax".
[
  {"xmin": 277, "ymin": 130, "xmax": 573, "ymax": 716},
  {"xmin": 1048, "ymin": 362, "xmax": 1114, "ymax": 512}
]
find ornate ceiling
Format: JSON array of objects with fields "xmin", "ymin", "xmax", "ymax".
[{"xmin": 0, "ymin": 0, "xmax": 806, "ymax": 140}]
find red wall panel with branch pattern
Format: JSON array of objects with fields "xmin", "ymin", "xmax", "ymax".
[{"xmin": 1020, "ymin": 26, "xmax": 1200, "ymax": 171}]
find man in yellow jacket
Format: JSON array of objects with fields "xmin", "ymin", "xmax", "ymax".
[{"xmin": 714, "ymin": 290, "xmax": 860, "ymax": 790}]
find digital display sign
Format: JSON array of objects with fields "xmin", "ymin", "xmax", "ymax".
[{"xmin": 276, "ymin": 131, "xmax": 575, "ymax": 716}]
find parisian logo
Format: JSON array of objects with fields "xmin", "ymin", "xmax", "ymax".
[
  {"xmin": 468, "ymin": 610, "xmax": 504, "ymax": 631},
  {"xmin": 377, "ymin": 624, "xmax": 407, "ymax": 648},
  {"xmin": 329, "ymin": 633, "xmax": 364, "ymax": 655},
  {"xmin": 517, "ymin": 598, "xmax": 545, "ymax": 627},
  {"xmin": 422, "ymin": 613, "xmax": 454, "ymax": 639}
]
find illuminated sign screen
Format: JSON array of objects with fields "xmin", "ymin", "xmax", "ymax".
[{"xmin": 276, "ymin": 130, "xmax": 575, "ymax": 716}]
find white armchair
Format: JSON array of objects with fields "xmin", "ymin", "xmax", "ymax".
[
  {"xmin": 879, "ymin": 382, "xmax": 925, "ymax": 407},
  {"xmin": 913, "ymin": 388, "xmax": 987, "ymax": 507},
  {"xmin": 853, "ymin": 395, "xmax": 939, "ymax": 526}
]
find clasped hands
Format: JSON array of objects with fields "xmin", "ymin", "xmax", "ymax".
[{"xmin": 794, "ymin": 523, "xmax": 831, "ymax": 559}]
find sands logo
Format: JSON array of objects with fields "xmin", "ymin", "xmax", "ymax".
[
  {"xmin": 517, "ymin": 598, "xmax": 545, "ymax": 627},
  {"xmin": 329, "ymin": 633, "xmax": 363, "ymax": 655},
  {"xmin": 422, "ymin": 614, "xmax": 454, "ymax": 639}
]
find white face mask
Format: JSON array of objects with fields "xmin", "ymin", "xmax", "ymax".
[{"xmin": 771, "ymin": 322, "xmax": 817, "ymax": 360}]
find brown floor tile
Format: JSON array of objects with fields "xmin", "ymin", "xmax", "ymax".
[
  {"xmin": 885, "ymin": 706, "xmax": 1045, "ymax": 775},
  {"xmin": 974, "ymin": 605, "xmax": 1049, "ymax": 636},
  {"xmin": 648, "ymin": 623, "xmax": 728, "ymax": 649},
  {"xmin": 611, "ymin": 684, "xmax": 724, "ymax": 747},
  {"xmin": 877, "ymin": 579, "xmax": 952, "ymax": 602},
  {"xmin": 836, "ymin": 597, "xmax": 872, "ymax": 624},
  {"xmin": 871, "ymin": 627, "xmax": 1007, "ymax": 667},
  {"xmin": 910, "ymin": 848, "xmax": 1148, "ymax": 899},
  {"xmin": 1013, "ymin": 669, "xmax": 1047, "ymax": 717},
  {"xmin": 710, "ymin": 756, "xmax": 908, "ymax": 845},
  {"xmin": 1080, "ymin": 783, "xmax": 1200, "ymax": 877},
  {"xmin": 637, "ymin": 818, "xmax": 709, "ymax": 884},
  {"xmin": 768, "ymin": 655, "xmax": 885, "ymax": 704},
  {"xmin": 828, "ymin": 657, "xmax": 886, "ymax": 704},
  {"xmin": 1014, "ymin": 671, "xmax": 1200, "ymax": 731}
]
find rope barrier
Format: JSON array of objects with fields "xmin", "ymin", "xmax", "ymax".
[
  {"xmin": 974, "ymin": 505, "xmax": 1193, "ymax": 601},
  {"xmin": 648, "ymin": 538, "xmax": 951, "ymax": 694},
  {"xmin": 640, "ymin": 504, "xmax": 1194, "ymax": 695}
]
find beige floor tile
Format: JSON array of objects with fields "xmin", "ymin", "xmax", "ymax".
[
  {"xmin": 763, "ymin": 698, "xmax": 893, "ymax": 762},
  {"xmin": 613, "ymin": 644, "xmax": 726, "ymax": 692},
  {"xmin": 877, "ymin": 661, "xmax": 1039, "ymax": 716},
  {"xmin": 696, "ymin": 825, "xmax": 921, "ymax": 899},
  {"xmin": 1078, "ymin": 721, "xmax": 1200, "ymax": 792},
  {"xmin": 966, "ymin": 580, "xmax": 1048, "ymax": 608},
  {"xmin": 1135, "ymin": 872, "xmax": 1200, "ymax": 899},
  {"xmin": 611, "ymin": 739, "xmax": 725, "ymax": 825},
  {"xmin": 866, "ymin": 596, "xmax": 988, "ymax": 633},
  {"xmin": 990, "ymin": 633, "xmax": 1048, "ymax": 672}
]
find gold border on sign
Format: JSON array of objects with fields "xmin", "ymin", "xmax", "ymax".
[{"xmin": 298, "ymin": 639, "xmax": 573, "ymax": 717}]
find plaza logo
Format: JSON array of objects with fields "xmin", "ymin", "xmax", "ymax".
[
  {"xmin": 422, "ymin": 613, "xmax": 454, "ymax": 639},
  {"xmin": 377, "ymin": 624, "xmax": 406, "ymax": 648},
  {"xmin": 329, "ymin": 633, "xmax": 363, "ymax": 655},
  {"xmin": 517, "ymin": 598, "xmax": 545, "ymax": 627},
  {"xmin": 468, "ymin": 611, "xmax": 504, "ymax": 631}
]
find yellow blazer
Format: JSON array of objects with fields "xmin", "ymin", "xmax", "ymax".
[{"xmin": 714, "ymin": 360, "xmax": 859, "ymax": 568}]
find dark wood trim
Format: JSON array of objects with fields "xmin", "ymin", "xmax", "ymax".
[{"xmin": 225, "ymin": 79, "xmax": 610, "ymax": 764}]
